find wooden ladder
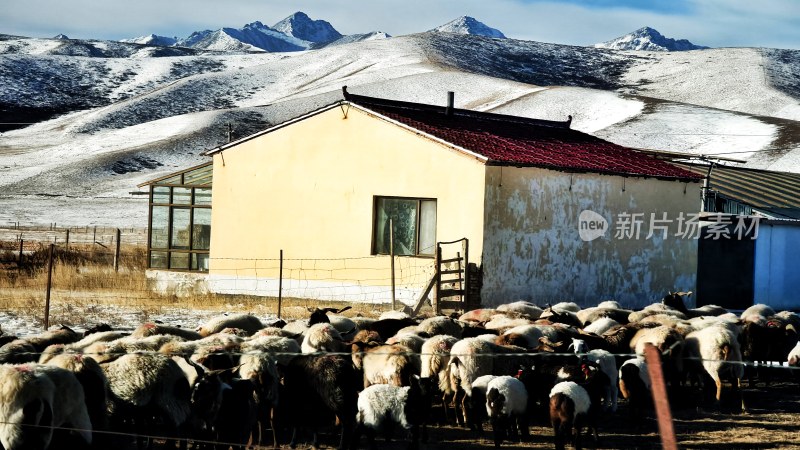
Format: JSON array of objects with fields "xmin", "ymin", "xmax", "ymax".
[{"xmin": 412, "ymin": 238, "xmax": 471, "ymax": 315}]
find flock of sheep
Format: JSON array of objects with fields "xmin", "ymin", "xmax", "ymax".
[{"xmin": 0, "ymin": 294, "xmax": 799, "ymax": 450}]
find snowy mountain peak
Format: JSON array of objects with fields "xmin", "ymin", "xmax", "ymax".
[
  {"xmin": 595, "ymin": 26, "xmax": 708, "ymax": 51},
  {"xmin": 121, "ymin": 34, "xmax": 178, "ymax": 47},
  {"xmin": 430, "ymin": 16, "xmax": 506, "ymax": 39},
  {"xmin": 53, "ymin": 34, "xmax": 69, "ymax": 40},
  {"xmin": 272, "ymin": 11, "xmax": 343, "ymax": 44}
]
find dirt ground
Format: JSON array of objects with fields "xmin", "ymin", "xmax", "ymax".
[{"xmin": 263, "ymin": 380, "xmax": 800, "ymax": 450}]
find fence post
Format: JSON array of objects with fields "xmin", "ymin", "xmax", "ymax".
[
  {"xmin": 389, "ymin": 219, "xmax": 396, "ymax": 310},
  {"xmin": 44, "ymin": 243, "xmax": 54, "ymax": 330},
  {"xmin": 113, "ymin": 228, "xmax": 121, "ymax": 272},
  {"xmin": 277, "ymin": 249, "xmax": 283, "ymax": 319},
  {"xmin": 93, "ymin": 226, "xmax": 96, "ymax": 243},
  {"xmin": 644, "ymin": 343, "xmax": 678, "ymax": 450},
  {"xmin": 65, "ymin": 229, "xmax": 70, "ymax": 248},
  {"xmin": 18, "ymin": 239, "xmax": 23, "ymax": 264}
]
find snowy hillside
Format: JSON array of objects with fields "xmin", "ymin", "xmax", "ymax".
[
  {"xmin": 595, "ymin": 26, "xmax": 708, "ymax": 51},
  {"xmin": 430, "ymin": 16, "xmax": 506, "ymax": 38},
  {"xmin": 121, "ymin": 34, "xmax": 178, "ymax": 47},
  {"xmin": 0, "ymin": 31, "xmax": 798, "ymax": 227}
]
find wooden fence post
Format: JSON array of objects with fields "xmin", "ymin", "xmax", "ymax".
[
  {"xmin": 644, "ymin": 343, "xmax": 679, "ymax": 450},
  {"xmin": 65, "ymin": 229, "xmax": 70, "ymax": 248},
  {"xmin": 113, "ymin": 228, "xmax": 121, "ymax": 272},
  {"xmin": 389, "ymin": 218, "xmax": 396, "ymax": 310},
  {"xmin": 18, "ymin": 239, "xmax": 23, "ymax": 264},
  {"xmin": 277, "ymin": 249, "xmax": 283, "ymax": 319},
  {"xmin": 44, "ymin": 243, "xmax": 54, "ymax": 330}
]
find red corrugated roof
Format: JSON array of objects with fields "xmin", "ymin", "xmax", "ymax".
[{"xmin": 346, "ymin": 92, "xmax": 702, "ymax": 181}]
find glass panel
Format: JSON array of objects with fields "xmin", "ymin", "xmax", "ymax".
[
  {"xmin": 150, "ymin": 251, "xmax": 168, "ymax": 269},
  {"xmin": 374, "ymin": 198, "xmax": 417, "ymax": 256},
  {"xmin": 419, "ymin": 200, "xmax": 437, "ymax": 255},
  {"xmin": 162, "ymin": 175, "xmax": 181, "ymax": 184},
  {"xmin": 173, "ymin": 187, "xmax": 192, "ymax": 205},
  {"xmin": 192, "ymin": 253, "xmax": 210, "ymax": 272},
  {"xmin": 150, "ymin": 206, "xmax": 169, "ymax": 249},
  {"xmin": 194, "ymin": 188, "xmax": 212, "ymax": 206},
  {"xmin": 183, "ymin": 164, "xmax": 213, "ymax": 185},
  {"xmin": 152, "ymin": 186, "xmax": 170, "ymax": 204},
  {"xmin": 170, "ymin": 252, "xmax": 189, "ymax": 269},
  {"xmin": 192, "ymin": 208, "xmax": 212, "ymax": 250},
  {"xmin": 171, "ymin": 208, "xmax": 191, "ymax": 249}
]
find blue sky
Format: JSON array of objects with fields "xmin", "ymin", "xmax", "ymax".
[{"xmin": 2, "ymin": 0, "xmax": 799, "ymax": 49}]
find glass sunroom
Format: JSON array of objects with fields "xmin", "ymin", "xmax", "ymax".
[{"xmin": 139, "ymin": 162, "xmax": 212, "ymax": 272}]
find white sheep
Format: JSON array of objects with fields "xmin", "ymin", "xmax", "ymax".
[
  {"xmin": 583, "ymin": 317, "xmax": 619, "ymax": 336},
  {"xmin": 585, "ymin": 349, "xmax": 619, "ymax": 412},
  {"xmin": 33, "ymin": 364, "xmax": 94, "ymax": 446},
  {"xmin": 354, "ymin": 375, "xmax": 428, "ymax": 449},
  {"xmin": 0, "ymin": 364, "xmax": 58, "ymax": 450},
  {"xmin": 483, "ymin": 314, "xmax": 535, "ymax": 331},
  {"xmin": 618, "ymin": 357, "xmax": 651, "ymax": 417},
  {"xmin": 486, "ymin": 375, "xmax": 529, "ymax": 446},
  {"xmin": 549, "ymin": 380, "xmax": 591, "ymax": 450},
  {"xmin": 788, "ymin": 340, "xmax": 800, "ymax": 366},
  {"xmin": 496, "ymin": 301, "xmax": 543, "ymax": 319},
  {"xmin": 417, "ymin": 315, "xmax": 463, "ymax": 338},
  {"xmin": 301, "ymin": 323, "xmax": 346, "ymax": 354},
  {"xmin": 597, "ymin": 300, "xmax": 622, "ymax": 309},
  {"xmin": 196, "ymin": 313, "xmax": 264, "ymax": 337},
  {"xmin": 101, "ymin": 353, "xmax": 192, "ymax": 439},
  {"xmin": 683, "ymin": 324, "xmax": 745, "ymax": 406},
  {"xmin": 740, "ymin": 304, "xmax": 776, "ymax": 322},
  {"xmin": 352, "ymin": 342, "xmax": 417, "ymax": 388}
]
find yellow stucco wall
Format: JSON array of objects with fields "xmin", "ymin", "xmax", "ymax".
[
  {"xmin": 481, "ymin": 166, "xmax": 701, "ymax": 308},
  {"xmin": 208, "ymin": 105, "xmax": 487, "ymax": 304}
]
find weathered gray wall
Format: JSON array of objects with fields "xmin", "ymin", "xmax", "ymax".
[{"xmin": 480, "ymin": 166, "xmax": 700, "ymax": 309}]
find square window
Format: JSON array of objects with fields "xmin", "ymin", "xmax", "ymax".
[{"xmin": 373, "ymin": 197, "xmax": 436, "ymax": 256}]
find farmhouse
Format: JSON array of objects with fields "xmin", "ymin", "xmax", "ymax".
[{"xmin": 141, "ymin": 88, "xmax": 704, "ymax": 309}]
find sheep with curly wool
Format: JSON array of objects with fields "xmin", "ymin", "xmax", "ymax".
[
  {"xmin": 496, "ymin": 301, "xmax": 543, "ymax": 320},
  {"xmin": 417, "ymin": 315, "xmax": 463, "ymax": 338},
  {"xmin": 583, "ymin": 318, "xmax": 619, "ymax": 336},
  {"xmin": 302, "ymin": 322, "xmax": 347, "ymax": 354},
  {"xmin": 549, "ymin": 380, "xmax": 590, "ymax": 450},
  {"xmin": 131, "ymin": 322, "xmax": 202, "ymax": 341},
  {"xmin": 0, "ymin": 364, "xmax": 57, "ymax": 450},
  {"xmin": 740, "ymin": 304, "xmax": 775, "ymax": 322},
  {"xmin": 196, "ymin": 313, "xmax": 264, "ymax": 337},
  {"xmin": 354, "ymin": 375, "xmax": 432, "ymax": 450},
  {"xmin": 352, "ymin": 342, "xmax": 417, "ymax": 388},
  {"xmin": 420, "ymin": 335, "xmax": 459, "ymax": 424},
  {"xmin": 683, "ymin": 324, "xmax": 745, "ymax": 408},
  {"xmin": 43, "ymin": 353, "xmax": 110, "ymax": 443},
  {"xmin": 486, "ymin": 375, "xmax": 529, "ymax": 447},
  {"xmin": 101, "ymin": 353, "xmax": 192, "ymax": 443}
]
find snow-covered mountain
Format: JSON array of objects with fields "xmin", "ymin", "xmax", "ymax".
[
  {"xmin": 0, "ymin": 29, "xmax": 798, "ymax": 227},
  {"xmin": 121, "ymin": 34, "xmax": 178, "ymax": 47},
  {"xmin": 430, "ymin": 16, "xmax": 506, "ymax": 39},
  {"xmin": 272, "ymin": 11, "xmax": 342, "ymax": 44},
  {"xmin": 131, "ymin": 12, "xmax": 342, "ymax": 53},
  {"xmin": 595, "ymin": 26, "xmax": 708, "ymax": 51},
  {"xmin": 312, "ymin": 31, "xmax": 391, "ymax": 49}
]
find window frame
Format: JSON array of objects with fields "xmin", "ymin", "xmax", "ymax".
[
  {"xmin": 145, "ymin": 162, "xmax": 212, "ymax": 272},
  {"xmin": 371, "ymin": 195, "xmax": 437, "ymax": 257}
]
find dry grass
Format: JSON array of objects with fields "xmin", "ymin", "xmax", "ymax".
[{"xmin": 0, "ymin": 242, "xmax": 392, "ymax": 329}]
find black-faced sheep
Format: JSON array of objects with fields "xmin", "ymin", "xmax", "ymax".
[
  {"xmin": 486, "ymin": 375, "xmax": 529, "ymax": 447},
  {"xmin": 549, "ymin": 380, "xmax": 590, "ymax": 450}
]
